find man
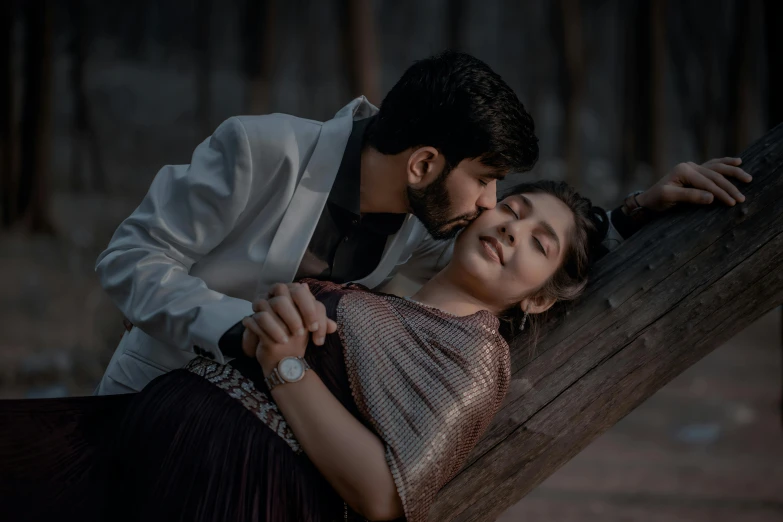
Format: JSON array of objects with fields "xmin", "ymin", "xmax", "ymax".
[{"xmin": 94, "ymin": 51, "xmax": 749, "ymax": 395}]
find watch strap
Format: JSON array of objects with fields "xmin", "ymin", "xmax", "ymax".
[{"xmin": 264, "ymin": 357, "xmax": 310, "ymax": 391}]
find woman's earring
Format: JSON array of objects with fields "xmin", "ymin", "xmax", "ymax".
[{"xmin": 519, "ymin": 311, "xmax": 529, "ymax": 332}]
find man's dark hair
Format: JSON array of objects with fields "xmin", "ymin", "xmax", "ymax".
[{"xmin": 365, "ymin": 50, "xmax": 539, "ymax": 174}]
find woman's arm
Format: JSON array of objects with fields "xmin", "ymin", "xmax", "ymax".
[
  {"xmin": 245, "ymin": 285, "xmax": 403, "ymax": 521},
  {"xmin": 271, "ymin": 369, "xmax": 403, "ymax": 521}
]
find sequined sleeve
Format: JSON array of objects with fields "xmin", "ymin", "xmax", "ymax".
[{"xmin": 337, "ymin": 292, "xmax": 510, "ymax": 522}]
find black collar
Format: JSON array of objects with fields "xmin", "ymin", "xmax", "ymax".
[{"xmin": 328, "ymin": 116, "xmax": 374, "ymax": 216}]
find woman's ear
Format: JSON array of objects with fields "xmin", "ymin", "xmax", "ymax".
[
  {"xmin": 520, "ymin": 294, "xmax": 557, "ymax": 315},
  {"xmin": 407, "ymin": 146, "xmax": 444, "ymax": 187}
]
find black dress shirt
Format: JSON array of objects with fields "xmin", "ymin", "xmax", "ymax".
[{"xmin": 219, "ymin": 116, "xmax": 405, "ymax": 358}]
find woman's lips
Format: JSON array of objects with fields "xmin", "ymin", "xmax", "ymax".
[{"xmin": 479, "ymin": 236, "xmax": 505, "ymax": 265}]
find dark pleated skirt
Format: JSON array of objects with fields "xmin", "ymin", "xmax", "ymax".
[
  {"xmin": 105, "ymin": 368, "xmax": 345, "ymax": 522},
  {"xmin": 0, "ymin": 393, "xmax": 131, "ymax": 521},
  {"xmin": 0, "ymin": 370, "xmax": 347, "ymax": 522}
]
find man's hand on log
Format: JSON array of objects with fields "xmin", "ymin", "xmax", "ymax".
[{"xmin": 636, "ymin": 157, "xmax": 752, "ymax": 212}]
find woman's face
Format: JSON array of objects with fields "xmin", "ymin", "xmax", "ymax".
[{"xmin": 451, "ymin": 191, "xmax": 575, "ymax": 313}]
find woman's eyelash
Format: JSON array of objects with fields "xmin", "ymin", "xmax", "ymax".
[
  {"xmin": 534, "ymin": 237, "xmax": 546, "ymax": 255},
  {"xmin": 503, "ymin": 203, "xmax": 519, "ymax": 219}
]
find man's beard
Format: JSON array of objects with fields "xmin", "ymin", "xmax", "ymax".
[{"xmin": 407, "ymin": 168, "xmax": 479, "ymax": 240}]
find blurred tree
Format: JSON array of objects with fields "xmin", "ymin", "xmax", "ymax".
[
  {"xmin": 69, "ymin": 0, "xmax": 106, "ymax": 193},
  {"xmin": 0, "ymin": 0, "xmax": 16, "ymax": 227},
  {"xmin": 558, "ymin": 0, "xmax": 585, "ymax": 190},
  {"xmin": 620, "ymin": 1, "xmax": 650, "ymax": 191},
  {"xmin": 765, "ymin": 0, "xmax": 783, "ymax": 128},
  {"xmin": 620, "ymin": 0, "xmax": 665, "ymax": 190},
  {"xmin": 242, "ymin": 0, "xmax": 276, "ymax": 115},
  {"xmin": 725, "ymin": 0, "xmax": 751, "ymax": 155},
  {"xmin": 447, "ymin": 0, "xmax": 466, "ymax": 51},
  {"xmin": 338, "ymin": 0, "xmax": 380, "ymax": 105},
  {"xmin": 195, "ymin": 0, "xmax": 212, "ymax": 137},
  {"xmin": 650, "ymin": 0, "xmax": 666, "ymax": 181},
  {"xmin": 18, "ymin": 0, "xmax": 54, "ymax": 233}
]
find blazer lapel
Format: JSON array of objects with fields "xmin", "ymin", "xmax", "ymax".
[{"xmin": 255, "ymin": 97, "xmax": 376, "ymax": 297}]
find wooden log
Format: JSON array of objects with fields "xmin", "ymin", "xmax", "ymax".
[{"xmin": 430, "ymin": 124, "xmax": 783, "ymax": 521}]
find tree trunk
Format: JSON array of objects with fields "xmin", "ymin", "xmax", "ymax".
[
  {"xmin": 18, "ymin": 0, "xmax": 54, "ymax": 234},
  {"xmin": 620, "ymin": 0, "xmax": 651, "ymax": 190},
  {"xmin": 338, "ymin": 0, "xmax": 380, "ymax": 105},
  {"xmin": 195, "ymin": 0, "xmax": 212, "ymax": 138},
  {"xmin": 725, "ymin": 0, "xmax": 751, "ymax": 155},
  {"xmin": 446, "ymin": 0, "xmax": 466, "ymax": 51},
  {"xmin": 765, "ymin": 0, "xmax": 783, "ymax": 128},
  {"xmin": 559, "ymin": 0, "xmax": 584, "ymax": 190},
  {"xmin": 69, "ymin": 0, "xmax": 105, "ymax": 193},
  {"xmin": 242, "ymin": 0, "xmax": 276, "ymax": 115},
  {"xmin": 649, "ymin": 0, "xmax": 666, "ymax": 181},
  {"xmin": 0, "ymin": 0, "xmax": 16, "ymax": 227},
  {"xmin": 430, "ymin": 123, "xmax": 783, "ymax": 520}
]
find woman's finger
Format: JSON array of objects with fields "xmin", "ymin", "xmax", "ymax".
[
  {"xmin": 257, "ymin": 310, "xmax": 291, "ymax": 345},
  {"xmin": 269, "ymin": 295, "xmax": 306, "ymax": 337},
  {"xmin": 290, "ymin": 283, "xmax": 321, "ymax": 333},
  {"xmin": 267, "ymin": 283, "xmax": 292, "ymax": 299},
  {"xmin": 691, "ymin": 164, "xmax": 745, "ymax": 204},
  {"xmin": 310, "ymin": 302, "xmax": 329, "ymax": 346},
  {"xmin": 327, "ymin": 319, "xmax": 338, "ymax": 334},
  {"xmin": 242, "ymin": 315, "xmax": 264, "ymax": 339},
  {"xmin": 252, "ymin": 298, "xmax": 268, "ymax": 314}
]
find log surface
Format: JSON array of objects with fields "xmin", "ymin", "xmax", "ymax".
[{"xmin": 430, "ymin": 124, "xmax": 783, "ymax": 521}]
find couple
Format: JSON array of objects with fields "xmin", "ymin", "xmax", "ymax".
[{"xmin": 3, "ymin": 51, "xmax": 749, "ymax": 521}]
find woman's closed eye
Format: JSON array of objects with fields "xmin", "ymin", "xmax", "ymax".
[
  {"xmin": 532, "ymin": 236, "xmax": 546, "ymax": 256},
  {"xmin": 502, "ymin": 203, "xmax": 519, "ymax": 219}
]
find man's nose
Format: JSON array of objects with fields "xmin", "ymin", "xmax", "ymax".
[{"xmin": 477, "ymin": 181, "xmax": 498, "ymax": 210}]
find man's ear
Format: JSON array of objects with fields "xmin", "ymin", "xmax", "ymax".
[
  {"xmin": 519, "ymin": 293, "xmax": 557, "ymax": 315},
  {"xmin": 407, "ymin": 146, "xmax": 444, "ymax": 187}
]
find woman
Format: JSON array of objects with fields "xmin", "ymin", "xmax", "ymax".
[
  {"xmin": 2, "ymin": 158, "xmax": 749, "ymax": 522},
  {"xmin": 103, "ymin": 180, "xmax": 603, "ymax": 522}
]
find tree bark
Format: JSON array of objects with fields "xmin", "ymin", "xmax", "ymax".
[
  {"xmin": 18, "ymin": 0, "xmax": 54, "ymax": 234},
  {"xmin": 430, "ymin": 123, "xmax": 783, "ymax": 520}
]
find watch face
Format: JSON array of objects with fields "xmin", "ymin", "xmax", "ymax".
[{"xmin": 279, "ymin": 357, "xmax": 305, "ymax": 382}]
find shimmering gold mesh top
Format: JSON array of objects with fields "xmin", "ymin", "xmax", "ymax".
[{"xmin": 337, "ymin": 289, "xmax": 511, "ymax": 522}]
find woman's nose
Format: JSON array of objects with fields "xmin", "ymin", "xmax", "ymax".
[{"xmin": 500, "ymin": 225, "xmax": 515, "ymax": 245}]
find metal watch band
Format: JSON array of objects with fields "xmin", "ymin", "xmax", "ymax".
[{"xmin": 264, "ymin": 357, "xmax": 311, "ymax": 391}]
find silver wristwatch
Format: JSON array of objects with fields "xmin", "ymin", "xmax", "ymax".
[{"xmin": 265, "ymin": 356, "xmax": 311, "ymax": 391}]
